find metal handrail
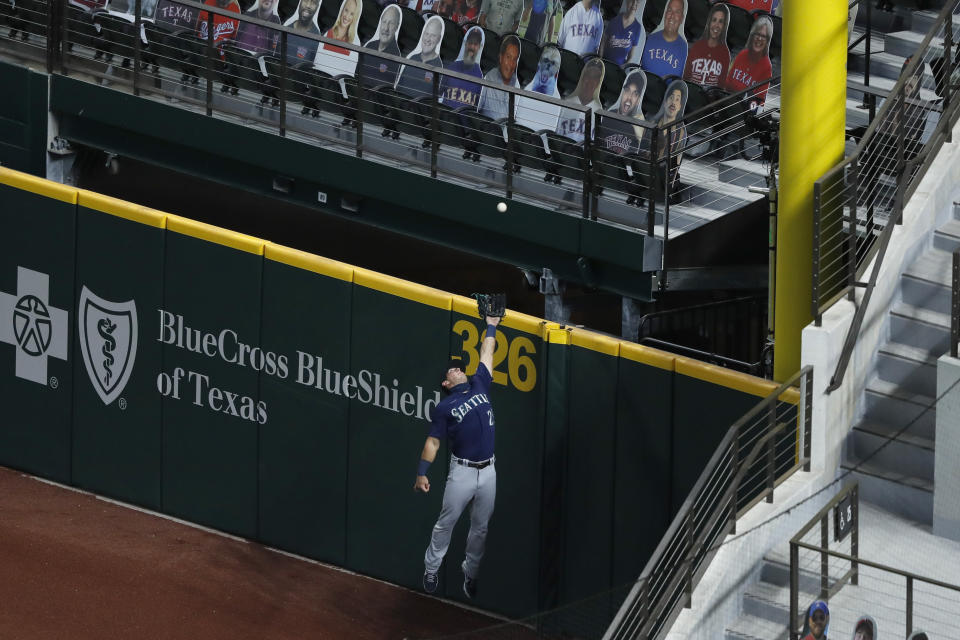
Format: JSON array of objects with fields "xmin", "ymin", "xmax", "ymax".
[
  {"xmin": 812, "ymin": 0, "xmax": 960, "ymax": 393},
  {"xmin": 788, "ymin": 482, "xmax": 859, "ymax": 638},
  {"xmin": 952, "ymin": 249, "xmax": 959, "ymax": 358},
  {"xmin": 605, "ymin": 365, "xmax": 813, "ymax": 640},
  {"xmin": 789, "ymin": 482, "xmax": 960, "ymax": 640}
]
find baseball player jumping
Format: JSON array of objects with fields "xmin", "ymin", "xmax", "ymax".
[{"xmin": 415, "ymin": 296, "xmax": 504, "ymax": 599}]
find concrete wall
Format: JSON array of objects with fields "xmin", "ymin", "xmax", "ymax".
[
  {"xmin": 802, "ymin": 119, "xmax": 960, "ymax": 483},
  {"xmin": 934, "ymin": 355, "xmax": 960, "ymax": 542}
]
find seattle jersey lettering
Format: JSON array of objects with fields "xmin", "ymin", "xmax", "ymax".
[{"xmin": 450, "ymin": 392, "xmax": 492, "ymax": 422}]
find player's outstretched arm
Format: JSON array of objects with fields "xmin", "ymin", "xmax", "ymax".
[
  {"xmin": 414, "ymin": 437, "xmax": 440, "ymax": 492},
  {"xmin": 479, "ymin": 315, "xmax": 500, "ymax": 373}
]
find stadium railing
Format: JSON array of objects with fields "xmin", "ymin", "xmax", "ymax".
[
  {"xmin": 789, "ymin": 482, "xmax": 960, "ymax": 640},
  {"xmin": 811, "ymin": 0, "xmax": 960, "ymax": 392},
  {"xmin": 603, "ymin": 365, "xmax": 813, "ymax": 640},
  {"xmin": 637, "ymin": 295, "xmax": 769, "ymax": 376},
  {"xmin": 952, "ymin": 248, "xmax": 959, "ymax": 358},
  {"xmin": 0, "ymin": 0, "xmax": 780, "ymax": 294}
]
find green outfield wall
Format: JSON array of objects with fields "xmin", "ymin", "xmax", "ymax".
[{"xmin": 0, "ymin": 168, "xmax": 793, "ymax": 627}]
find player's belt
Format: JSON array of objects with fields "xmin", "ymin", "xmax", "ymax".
[{"xmin": 452, "ymin": 455, "xmax": 495, "ymax": 470}]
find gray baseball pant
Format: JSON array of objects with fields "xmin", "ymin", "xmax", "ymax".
[{"xmin": 423, "ymin": 456, "xmax": 496, "ymax": 579}]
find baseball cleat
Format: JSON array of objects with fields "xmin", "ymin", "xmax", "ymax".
[{"xmin": 423, "ymin": 570, "xmax": 439, "ymax": 594}]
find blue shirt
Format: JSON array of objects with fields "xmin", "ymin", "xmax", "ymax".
[
  {"xmin": 603, "ymin": 18, "xmax": 643, "ymax": 66},
  {"xmin": 641, "ymin": 30, "xmax": 687, "ymax": 79},
  {"xmin": 428, "ymin": 363, "xmax": 495, "ymax": 461},
  {"xmin": 441, "ymin": 59, "xmax": 484, "ymax": 110}
]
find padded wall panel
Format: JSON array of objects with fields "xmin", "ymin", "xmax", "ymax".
[
  {"xmin": 160, "ymin": 232, "xmax": 262, "ymax": 538},
  {"xmin": 442, "ymin": 312, "xmax": 546, "ymax": 617},
  {"xmin": 71, "ymin": 206, "xmax": 164, "ymax": 509},
  {"xmin": 562, "ymin": 344, "xmax": 619, "ymax": 636},
  {"xmin": 345, "ymin": 286, "xmax": 449, "ymax": 589},
  {"xmin": 258, "ymin": 259, "xmax": 352, "ymax": 564},
  {"xmin": 0, "ymin": 185, "xmax": 75, "ymax": 482}
]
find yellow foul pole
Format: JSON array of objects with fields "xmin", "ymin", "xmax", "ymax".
[{"xmin": 774, "ymin": 0, "xmax": 848, "ymax": 381}]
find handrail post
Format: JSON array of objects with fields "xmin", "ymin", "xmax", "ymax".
[
  {"xmin": 851, "ymin": 483, "xmax": 859, "ymax": 585},
  {"xmin": 506, "ymin": 91, "xmax": 514, "ymax": 199},
  {"xmin": 729, "ymin": 430, "xmax": 739, "ymax": 533},
  {"xmin": 582, "ymin": 108, "xmax": 593, "ymax": 219},
  {"xmin": 134, "ymin": 0, "xmax": 142, "ymax": 96},
  {"xmin": 866, "ymin": 0, "xmax": 876, "ymax": 121},
  {"xmin": 647, "ymin": 125, "xmax": 658, "ymax": 236},
  {"xmin": 812, "ymin": 179, "xmax": 822, "ymax": 325},
  {"xmin": 952, "ymin": 249, "xmax": 959, "ymax": 358},
  {"xmin": 661, "ymin": 125, "xmax": 672, "ymax": 292},
  {"xmin": 847, "ymin": 159, "xmax": 859, "ymax": 301},
  {"xmin": 895, "ymin": 82, "xmax": 906, "ymax": 224},
  {"xmin": 819, "ymin": 514, "xmax": 828, "ymax": 599},
  {"xmin": 906, "ymin": 575, "xmax": 914, "ymax": 637},
  {"xmin": 684, "ymin": 506, "xmax": 695, "ymax": 608},
  {"xmin": 766, "ymin": 399, "xmax": 776, "ymax": 503},
  {"xmin": 60, "ymin": 0, "xmax": 70, "ymax": 75},
  {"xmin": 430, "ymin": 70, "xmax": 440, "ymax": 179},
  {"xmin": 280, "ymin": 31, "xmax": 287, "ymax": 138},
  {"xmin": 803, "ymin": 368, "xmax": 812, "ymax": 472},
  {"xmin": 204, "ymin": 9, "xmax": 214, "ymax": 117},
  {"xmin": 945, "ymin": 14, "xmax": 953, "ymax": 144},
  {"xmin": 789, "ymin": 541, "xmax": 799, "ymax": 640}
]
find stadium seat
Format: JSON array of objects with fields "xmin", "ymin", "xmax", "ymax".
[
  {"xmin": 682, "ymin": 82, "xmax": 712, "ymax": 137},
  {"xmin": 317, "ymin": 0, "xmax": 341, "ymax": 32},
  {"xmin": 768, "ymin": 13, "xmax": 781, "ymax": 60},
  {"xmin": 543, "ymin": 131, "xmax": 585, "ymax": 183},
  {"xmin": 725, "ymin": 3, "xmax": 753, "ymax": 52},
  {"xmin": 642, "ymin": 0, "xmax": 666, "ymax": 33},
  {"xmin": 358, "ymin": 0, "xmax": 382, "ymax": 43},
  {"xmin": 478, "ymin": 26, "xmax": 501, "ymax": 74},
  {"xmin": 436, "ymin": 15, "xmax": 463, "ymax": 62},
  {"xmin": 592, "ymin": 143, "xmax": 636, "ymax": 198},
  {"xmin": 515, "ymin": 35, "xmax": 541, "ymax": 86},
  {"xmin": 642, "ymin": 72, "xmax": 666, "ymax": 118},
  {"xmin": 396, "ymin": 6, "xmax": 424, "ymax": 54},
  {"xmin": 277, "ymin": 0, "xmax": 298, "ymax": 22},
  {"xmin": 94, "ymin": 12, "xmax": 138, "ymax": 65},
  {"xmin": 502, "ymin": 121, "xmax": 547, "ymax": 173},
  {"xmin": 454, "ymin": 107, "xmax": 508, "ymax": 160},
  {"xmin": 684, "ymin": 0, "xmax": 710, "ymax": 41},
  {"xmin": 218, "ymin": 42, "xmax": 269, "ymax": 97},
  {"xmin": 557, "ymin": 47, "xmax": 583, "ymax": 97},
  {"xmin": 66, "ymin": 4, "xmax": 105, "ymax": 54},
  {"xmin": 599, "ymin": 57, "xmax": 625, "ymax": 109}
]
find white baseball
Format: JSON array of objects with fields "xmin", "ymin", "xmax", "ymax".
[{"xmin": 497, "ymin": 202, "xmax": 507, "ymax": 213}]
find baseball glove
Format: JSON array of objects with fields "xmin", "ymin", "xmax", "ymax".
[{"xmin": 474, "ymin": 293, "xmax": 506, "ymax": 319}]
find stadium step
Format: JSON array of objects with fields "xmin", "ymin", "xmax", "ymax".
[
  {"xmin": 933, "ymin": 217, "xmax": 960, "ymax": 252},
  {"xmin": 875, "ymin": 341, "xmax": 939, "ymax": 397},
  {"xmin": 839, "ymin": 459, "xmax": 933, "ymax": 523},
  {"xmin": 884, "ymin": 29, "xmax": 946, "ymax": 59},
  {"xmin": 724, "ymin": 614, "xmax": 789, "ymax": 640},
  {"xmin": 863, "ymin": 377, "xmax": 936, "ymax": 438},
  {"xmin": 718, "ymin": 158, "xmax": 769, "ymax": 189},
  {"xmin": 910, "ymin": 8, "xmax": 960, "ymax": 35},
  {"xmin": 888, "ymin": 301, "xmax": 952, "ymax": 353},
  {"xmin": 847, "ymin": 419, "xmax": 936, "ymax": 483},
  {"xmin": 902, "ymin": 247, "xmax": 954, "ymax": 314}
]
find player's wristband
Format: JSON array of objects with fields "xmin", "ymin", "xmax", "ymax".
[
  {"xmin": 417, "ymin": 458, "xmax": 431, "ymax": 477},
  {"xmin": 485, "ymin": 324, "xmax": 497, "ymax": 339}
]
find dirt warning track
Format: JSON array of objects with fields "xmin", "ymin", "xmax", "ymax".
[{"xmin": 0, "ymin": 466, "xmax": 507, "ymax": 640}]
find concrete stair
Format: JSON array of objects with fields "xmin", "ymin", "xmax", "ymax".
[{"xmin": 840, "ymin": 204, "xmax": 959, "ymax": 525}]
